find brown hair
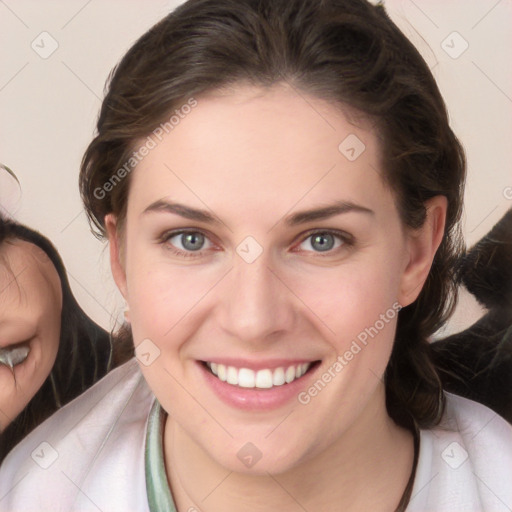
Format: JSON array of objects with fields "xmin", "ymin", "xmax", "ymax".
[{"xmin": 79, "ymin": 0, "xmax": 466, "ymax": 430}]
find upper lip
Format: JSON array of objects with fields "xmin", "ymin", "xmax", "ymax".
[{"xmin": 200, "ymin": 358, "xmax": 320, "ymax": 371}]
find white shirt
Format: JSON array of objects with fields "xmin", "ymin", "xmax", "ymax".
[{"xmin": 0, "ymin": 358, "xmax": 511, "ymax": 511}]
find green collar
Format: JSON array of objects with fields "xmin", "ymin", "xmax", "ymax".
[{"xmin": 145, "ymin": 399, "xmax": 177, "ymax": 512}]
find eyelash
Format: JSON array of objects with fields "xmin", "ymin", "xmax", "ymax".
[{"xmin": 158, "ymin": 229, "xmax": 354, "ymax": 259}]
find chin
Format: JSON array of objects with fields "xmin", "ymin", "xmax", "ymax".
[{"xmin": 204, "ymin": 435, "xmax": 313, "ymax": 476}]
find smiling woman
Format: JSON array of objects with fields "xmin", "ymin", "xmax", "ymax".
[{"xmin": 0, "ymin": 0, "xmax": 511, "ymax": 511}]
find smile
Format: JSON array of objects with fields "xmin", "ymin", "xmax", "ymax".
[{"xmin": 205, "ymin": 361, "xmax": 313, "ymax": 389}]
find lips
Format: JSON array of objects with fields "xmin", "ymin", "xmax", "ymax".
[{"xmin": 199, "ymin": 358, "xmax": 321, "ymax": 410}]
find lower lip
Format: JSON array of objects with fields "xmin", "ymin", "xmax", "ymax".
[{"xmin": 198, "ymin": 361, "xmax": 320, "ymax": 411}]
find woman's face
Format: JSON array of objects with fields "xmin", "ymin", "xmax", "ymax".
[
  {"xmin": 0, "ymin": 239, "xmax": 62, "ymax": 431},
  {"xmin": 108, "ymin": 84, "xmax": 443, "ymax": 474}
]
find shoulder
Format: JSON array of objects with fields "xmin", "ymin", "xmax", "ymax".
[
  {"xmin": 407, "ymin": 392, "xmax": 512, "ymax": 512},
  {"xmin": 0, "ymin": 359, "xmax": 153, "ymax": 512}
]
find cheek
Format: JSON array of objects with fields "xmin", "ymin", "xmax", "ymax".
[
  {"xmin": 126, "ymin": 255, "xmax": 219, "ymax": 342},
  {"xmin": 33, "ymin": 304, "xmax": 61, "ymax": 389},
  {"xmin": 45, "ymin": 305, "xmax": 61, "ymax": 356},
  {"xmin": 291, "ymin": 254, "xmax": 403, "ymax": 341}
]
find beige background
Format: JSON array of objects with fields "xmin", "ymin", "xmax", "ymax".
[{"xmin": 1, "ymin": 0, "xmax": 511, "ymax": 337}]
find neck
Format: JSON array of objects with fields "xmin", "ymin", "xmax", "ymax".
[{"xmin": 164, "ymin": 384, "xmax": 414, "ymax": 512}]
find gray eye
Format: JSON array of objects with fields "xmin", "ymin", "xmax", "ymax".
[
  {"xmin": 310, "ymin": 233, "xmax": 335, "ymax": 252},
  {"xmin": 180, "ymin": 232, "xmax": 206, "ymax": 251},
  {"xmin": 298, "ymin": 232, "xmax": 343, "ymax": 253},
  {"xmin": 166, "ymin": 230, "xmax": 213, "ymax": 255}
]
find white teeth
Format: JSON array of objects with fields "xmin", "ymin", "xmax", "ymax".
[
  {"xmin": 285, "ymin": 366, "xmax": 296, "ymax": 383},
  {"xmin": 238, "ymin": 368, "xmax": 255, "ymax": 388},
  {"xmin": 272, "ymin": 367, "xmax": 285, "ymax": 386},
  {"xmin": 217, "ymin": 364, "xmax": 227, "ymax": 382},
  {"xmin": 255, "ymin": 369, "xmax": 273, "ymax": 389},
  {"xmin": 226, "ymin": 366, "xmax": 238, "ymax": 385},
  {"xmin": 0, "ymin": 345, "xmax": 30, "ymax": 368},
  {"xmin": 206, "ymin": 361, "xmax": 312, "ymax": 389}
]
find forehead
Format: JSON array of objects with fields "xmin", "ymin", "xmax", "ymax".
[{"xmin": 127, "ymin": 84, "xmax": 393, "ymax": 226}]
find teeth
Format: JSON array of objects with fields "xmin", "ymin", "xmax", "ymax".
[
  {"xmin": 206, "ymin": 361, "xmax": 312, "ymax": 389},
  {"xmin": 238, "ymin": 368, "xmax": 255, "ymax": 388},
  {"xmin": 226, "ymin": 366, "xmax": 238, "ymax": 385},
  {"xmin": 285, "ymin": 366, "xmax": 296, "ymax": 383},
  {"xmin": 0, "ymin": 345, "xmax": 30, "ymax": 369},
  {"xmin": 256, "ymin": 369, "xmax": 273, "ymax": 389},
  {"xmin": 217, "ymin": 364, "xmax": 227, "ymax": 382},
  {"xmin": 272, "ymin": 367, "xmax": 285, "ymax": 386}
]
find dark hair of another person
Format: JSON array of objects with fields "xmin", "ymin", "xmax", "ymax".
[
  {"xmin": 432, "ymin": 209, "xmax": 512, "ymax": 423},
  {"xmin": 79, "ymin": 0, "xmax": 466, "ymax": 432},
  {"xmin": 0, "ymin": 217, "xmax": 119, "ymax": 461}
]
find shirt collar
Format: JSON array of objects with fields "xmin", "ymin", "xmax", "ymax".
[{"xmin": 145, "ymin": 399, "xmax": 177, "ymax": 512}]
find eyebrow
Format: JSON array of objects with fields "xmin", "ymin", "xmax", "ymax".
[
  {"xmin": 284, "ymin": 201, "xmax": 374, "ymax": 226},
  {"xmin": 142, "ymin": 200, "xmax": 221, "ymax": 224},
  {"xmin": 142, "ymin": 199, "xmax": 374, "ymax": 227}
]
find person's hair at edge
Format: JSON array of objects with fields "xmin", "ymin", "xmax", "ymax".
[
  {"xmin": 79, "ymin": 0, "xmax": 466, "ymax": 432},
  {"xmin": 0, "ymin": 214, "xmax": 120, "ymax": 461}
]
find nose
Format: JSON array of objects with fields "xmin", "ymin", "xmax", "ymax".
[{"xmin": 216, "ymin": 255, "xmax": 296, "ymax": 344}]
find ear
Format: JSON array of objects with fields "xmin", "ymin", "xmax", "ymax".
[
  {"xmin": 105, "ymin": 214, "xmax": 128, "ymax": 300},
  {"xmin": 398, "ymin": 196, "xmax": 448, "ymax": 307}
]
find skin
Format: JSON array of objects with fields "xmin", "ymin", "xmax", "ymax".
[
  {"xmin": 107, "ymin": 83, "xmax": 446, "ymax": 511},
  {"xmin": 0, "ymin": 240, "xmax": 62, "ymax": 432}
]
